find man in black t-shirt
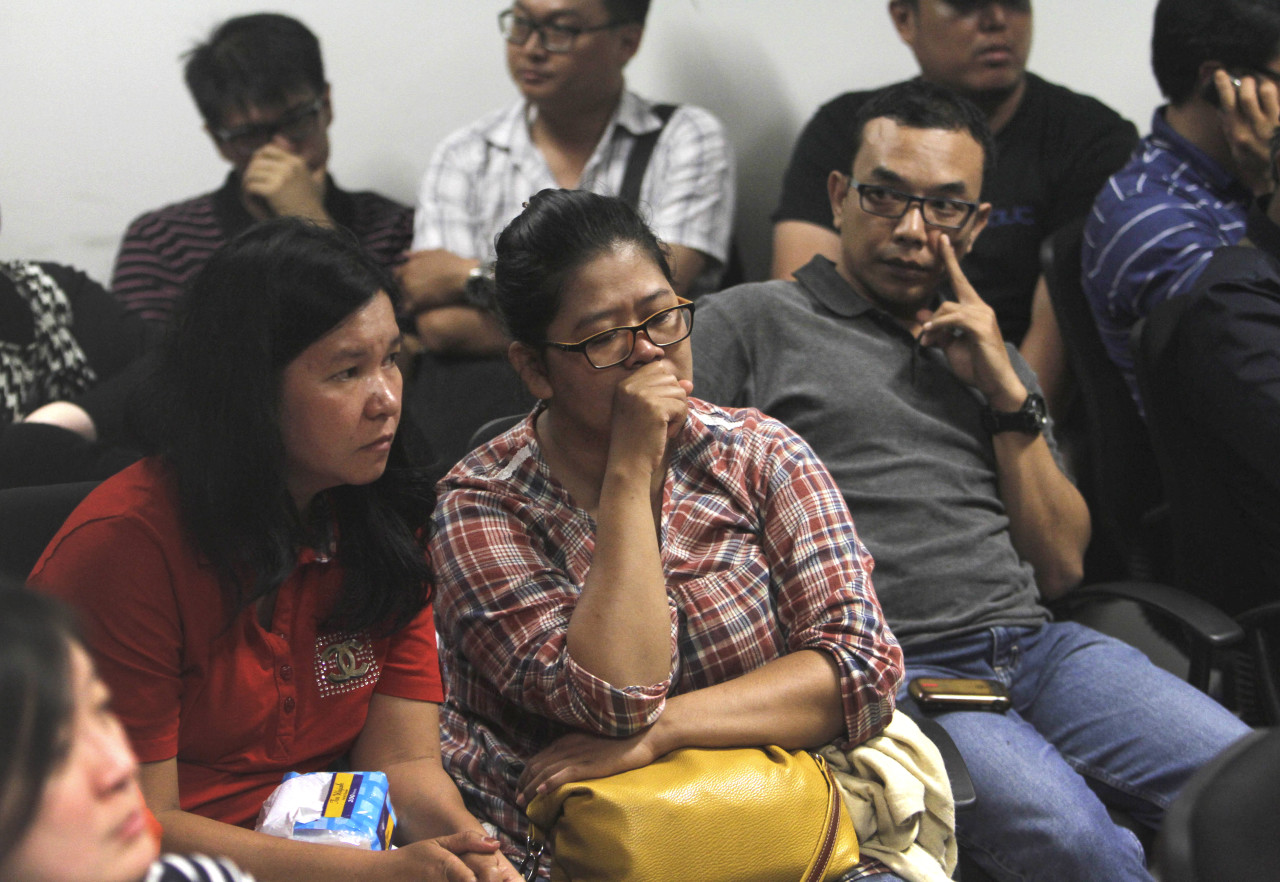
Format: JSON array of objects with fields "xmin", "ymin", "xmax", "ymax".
[{"xmin": 772, "ymin": 0, "xmax": 1137, "ymax": 416}]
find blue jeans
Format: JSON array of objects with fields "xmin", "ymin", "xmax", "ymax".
[{"xmin": 899, "ymin": 622, "xmax": 1250, "ymax": 882}]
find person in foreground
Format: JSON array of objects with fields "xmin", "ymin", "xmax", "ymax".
[
  {"xmin": 428, "ymin": 188, "xmax": 905, "ymax": 879},
  {"xmin": 31, "ymin": 219, "xmax": 517, "ymax": 882},
  {"xmin": 0, "ymin": 588, "xmax": 255, "ymax": 882},
  {"xmin": 691, "ymin": 80, "xmax": 1251, "ymax": 881}
]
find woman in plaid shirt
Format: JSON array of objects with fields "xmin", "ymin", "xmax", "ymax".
[{"xmin": 430, "ymin": 189, "xmax": 904, "ymax": 879}]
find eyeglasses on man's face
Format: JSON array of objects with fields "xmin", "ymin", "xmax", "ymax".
[
  {"xmin": 934, "ymin": 0, "xmax": 1032, "ymax": 15},
  {"xmin": 846, "ymin": 177, "xmax": 980, "ymax": 230},
  {"xmin": 214, "ymin": 96, "xmax": 326, "ymax": 158},
  {"xmin": 544, "ymin": 299, "xmax": 695, "ymax": 369},
  {"xmin": 499, "ymin": 8, "xmax": 621, "ymax": 53}
]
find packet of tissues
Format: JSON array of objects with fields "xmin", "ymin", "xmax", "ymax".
[{"xmin": 256, "ymin": 770, "xmax": 397, "ymax": 850}]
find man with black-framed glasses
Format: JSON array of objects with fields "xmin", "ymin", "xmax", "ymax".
[
  {"xmin": 693, "ymin": 79, "xmax": 1250, "ymax": 882},
  {"xmin": 773, "ymin": 0, "xmax": 1137, "ymax": 426},
  {"xmin": 110, "ymin": 13, "xmax": 413, "ymax": 340},
  {"xmin": 399, "ymin": 0, "xmax": 734, "ymax": 359}
]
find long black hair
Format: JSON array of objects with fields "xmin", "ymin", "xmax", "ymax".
[
  {"xmin": 0, "ymin": 589, "xmax": 77, "ymax": 865},
  {"xmin": 151, "ymin": 218, "xmax": 434, "ymax": 634}
]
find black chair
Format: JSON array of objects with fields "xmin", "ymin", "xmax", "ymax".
[
  {"xmin": 0, "ymin": 480, "xmax": 99, "ymax": 581},
  {"xmin": 407, "ymin": 352, "xmax": 535, "ymax": 474},
  {"xmin": 1044, "ymin": 217, "xmax": 1167, "ymax": 583},
  {"xmin": 1043, "ymin": 219, "xmax": 1242, "ymax": 689},
  {"xmin": 1135, "ymin": 295, "xmax": 1280, "ymax": 723},
  {"xmin": 467, "ymin": 413, "xmax": 528, "ymax": 453},
  {"xmin": 1155, "ymin": 727, "xmax": 1280, "ymax": 881}
]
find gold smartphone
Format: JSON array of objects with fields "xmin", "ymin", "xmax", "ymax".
[{"xmin": 909, "ymin": 677, "xmax": 1011, "ymax": 712}]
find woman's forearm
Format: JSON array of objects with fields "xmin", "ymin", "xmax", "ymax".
[
  {"xmin": 653, "ymin": 649, "xmax": 847, "ymax": 755},
  {"xmin": 565, "ymin": 463, "xmax": 673, "ymax": 687}
]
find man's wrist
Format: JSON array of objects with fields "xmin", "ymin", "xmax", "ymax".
[
  {"xmin": 982, "ymin": 392, "xmax": 1047, "ymax": 436},
  {"xmin": 462, "ymin": 262, "xmax": 496, "ymax": 309}
]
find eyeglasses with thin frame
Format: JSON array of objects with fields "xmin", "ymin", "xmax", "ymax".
[
  {"xmin": 214, "ymin": 96, "xmax": 326, "ymax": 157},
  {"xmin": 499, "ymin": 8, "xmax": 621, "ymax": 53},
  {"xmin": 846, "ymin": 176, "xmax": 980, "ymax": 230},
  {"xmin": 937, "ymin": 0, "xmax": 1031, "ymax": 14},
  {"xmin": 544, "ymin": 299, "xmax": 695, "ymax": 369}
]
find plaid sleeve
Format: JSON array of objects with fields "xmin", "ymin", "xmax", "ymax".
[
  {"xmin": 412, "ymin": 128, "xmax": 487, "ymax": 255},
  {"xmin": 431, "ymin": 483, "xmax": 673, "ymax": 736},
  {"xmin": 640, "ymin": 105, "xmax": 736, "ymax": 265},
  {"xmin": 749, "ymin": 416, "xmax": 903, "ymax": 748}
]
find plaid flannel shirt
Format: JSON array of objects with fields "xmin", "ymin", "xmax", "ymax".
[{"xmin": 430, "ymin": 399, "xmax": 902, "ymax": 874}]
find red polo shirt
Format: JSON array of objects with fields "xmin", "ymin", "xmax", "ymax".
[{"xmin": 32, "ymin": 458, "xmax": 443, "ymax": 827}]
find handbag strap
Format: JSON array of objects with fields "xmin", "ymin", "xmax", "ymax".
[
  {"xmin": 801, "ymin": 754, "xmax": 842, "ymax": 882},
  {"xmin": 618, "ymin": 103, "xmax": 677, "ymax": 210}
]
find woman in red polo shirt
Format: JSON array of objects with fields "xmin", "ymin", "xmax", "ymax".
[{"xmin": 31, "ymin": 219, "xmax": 516, "ymax": 882}]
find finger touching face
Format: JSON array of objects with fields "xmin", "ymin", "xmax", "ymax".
[{"xmin": 835, "ymin": 117, "xmax": 989, "ymax": 321}]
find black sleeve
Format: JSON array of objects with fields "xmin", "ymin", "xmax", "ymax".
[
  {"xmin": 773, "ymin": 92, "xmax": 873, "ymax": 228},
  {"xmin": 1042, "ymin": 98, "xmax": 1139, "ymax": 236},
  {"xmin": 1179, "ymin": 267, "xmax": 1280, "ymax": 492}
]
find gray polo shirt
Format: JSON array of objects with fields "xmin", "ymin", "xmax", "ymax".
[{"xmin": 691, "ymin": 256, "xmax": 1053, "ymax": 647}]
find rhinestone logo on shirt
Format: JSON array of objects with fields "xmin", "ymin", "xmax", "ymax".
[{"xmin": 314, "ymin": 631, "xmax": 379, "ymax": 697}]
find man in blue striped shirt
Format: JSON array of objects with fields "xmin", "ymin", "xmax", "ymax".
[{"xmin": 1083, "ymin": 0, "xmax": 1280, "ymax": 412}]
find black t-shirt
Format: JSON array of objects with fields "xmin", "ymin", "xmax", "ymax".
[{"xmin": 774, "ymin": 73, "xmax": 1139, "ymax": 344}]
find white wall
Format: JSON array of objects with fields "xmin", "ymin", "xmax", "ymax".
[{"xmin": 0, "ymin": 1, "xmax": 1162, "ymax": 284}]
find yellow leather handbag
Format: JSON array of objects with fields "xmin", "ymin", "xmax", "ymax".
[{"xmin": 523, "ymin": 745, "xmax": 860, "ymax": 882}]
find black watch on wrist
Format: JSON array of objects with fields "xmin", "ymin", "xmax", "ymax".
[
  {"xmin": 462, "ymin": 263, "xmax": 496, "ymax": 310},
  {"xmin": 981, "ymin": 392, "xmax": 1047, "ymax": 436}
]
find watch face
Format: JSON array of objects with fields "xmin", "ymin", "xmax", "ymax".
[
  {"xmin": 983, "ymin": 393, "xmax": 1046, "ymax": 434},
  {"xmin": 1027, "ymin": 393, "xmax": 1048, "ymax": 428}
]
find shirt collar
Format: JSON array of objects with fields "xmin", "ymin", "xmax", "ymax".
[
  {"xmin": 488, "ymin": 87, "xmax": 644, "ymax": 144},
  {"xmin": 793, "ymin": 254, "xmax": 949, "ymax": 323},
  {"xmin": 1149, "ymin": 107, "xmax": 1252, "ymax": 198},
  {"xmin": 794, "ymin": 256, "xmax": 877, "ymax": 319}
]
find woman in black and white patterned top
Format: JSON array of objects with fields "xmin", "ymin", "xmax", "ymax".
[{"xmin": 0, "ymin": 589, "xmax": 254, "ymax": 882}]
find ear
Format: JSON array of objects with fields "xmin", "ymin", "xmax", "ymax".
[
  {"xmin": 956, "ymin": 202, "xmax": 992, "ymax": 258},
  {"xmin": 320, "ymin": 82, "xmax": 334, "ymax": 127},
  {"xmin": 889, "ymin": 0, "xmax": 917, "ymax": 46},
  {"xmin": 1193, "ymin": 60, "xmax": 1228, "ymax": 105},
  {"xmin": 616, "ymin": 22, "xmax": 643, "ymax": 65},
  {"xmin": 828, "ymin": 170, "xmax": 850, "ymax": 230},
  {"xmin": 509, "ymin": 341, "xmax": 554, "ymax": 401}
]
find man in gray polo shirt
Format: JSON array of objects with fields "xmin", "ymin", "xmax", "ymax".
[{"xmin": 691, "ymin": 80, "xmax": 1247, "ymax": 882}]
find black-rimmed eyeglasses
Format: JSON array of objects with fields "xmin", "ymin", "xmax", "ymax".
[
  {"xmin": 499, "ymin": 9, "xmax": 621, "ymax": 53},
  {"xmin": 214, "ymin": 97, "xmax": 326, "ymax": 157},
  {"xmin": 846, "ymin": 177, "xmax": 980, "ymax": 230},
  {"xmin": 544, "ymin": 300, "xmax": 695, "ymax": 369}
]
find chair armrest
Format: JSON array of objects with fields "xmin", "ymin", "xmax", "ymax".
[
  {"xmin": 1057, "ymin": 581, "xmax": 1243, "ymax": 649},
  {"xmin": 1237, "ymin": 600, "xmax": 1280, "ymax": 629},
  {"xmin": 910, "ymin": 714, "xmax": 976, "ymax": 809}
]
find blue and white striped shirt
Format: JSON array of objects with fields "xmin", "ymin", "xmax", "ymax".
[{"xmin": 1082, "ymin": 108, "xmax": 1252, "ymax": 410}]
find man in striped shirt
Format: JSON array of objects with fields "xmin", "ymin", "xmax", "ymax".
[
  {"xmin": 1083, "ymin": 0, "xmax": 1280, "ymax": 412},
  {"xmin": 110, "ymin": 14, "xmax": 412, "ymax": 345}
]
